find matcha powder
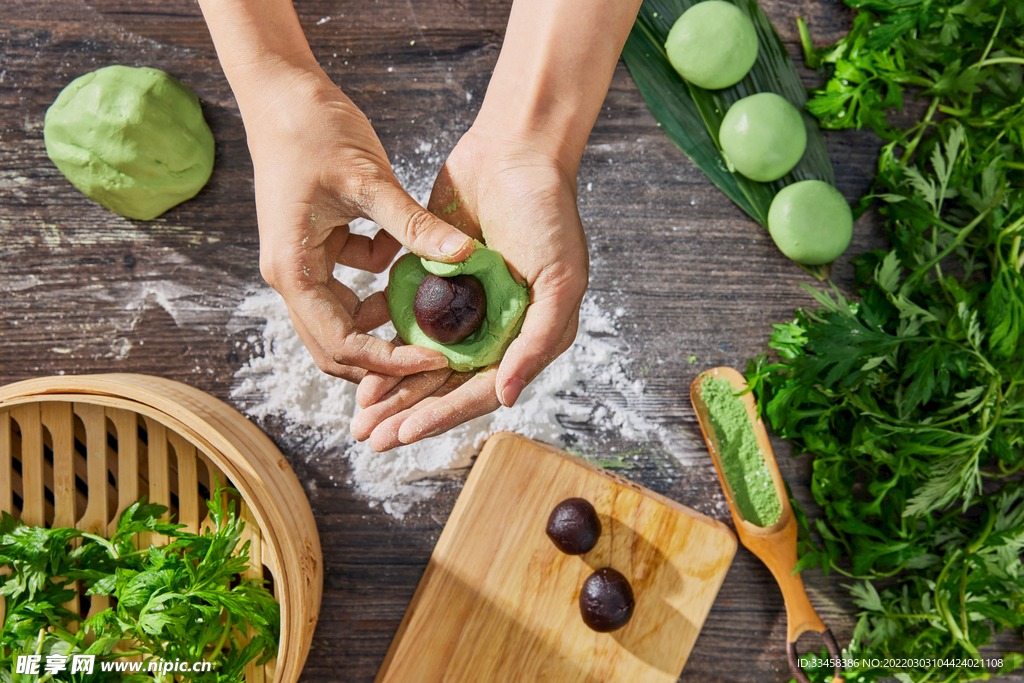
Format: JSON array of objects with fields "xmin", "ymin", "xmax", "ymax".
[{"xmin": 700, "ymin": 377, "xmax": 781, "ymax": 526}]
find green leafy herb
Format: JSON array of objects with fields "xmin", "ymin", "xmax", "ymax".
[
  {"xmin": 748, "ymin": 1, "xmax": 1024, "ymax": 681},
  {"xmin": 0, "ymin": 480, "xmax": 279, "ymax": 682}
]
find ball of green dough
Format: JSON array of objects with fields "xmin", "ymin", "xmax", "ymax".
[
  {"xmin": 768, "ymin": 180, "xmax": 853, "ymax": 265},
  {"xmin": 719, "ymin": 92, "xmax": 807, "ymax": 182},
  {"xmin": 43, "ymin": 65, "xmax": 215, "ymax": 221},
  {"xmin": 387, "ymin": 242, "xmax": 529, "ymax": 372},
  {"xmin": 665, "ymin": 1, "xmax": 759, "ymax": 90}
]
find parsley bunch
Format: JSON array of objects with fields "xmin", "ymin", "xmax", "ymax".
[
  {"xmin": 746, "ymin": 1, "xmax": 1024, "ymax": 681},
  {"xmin": 0, "ymin": 483, "xmax": 279, "ymax": 683}
]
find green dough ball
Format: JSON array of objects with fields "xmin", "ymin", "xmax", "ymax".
[
  {"xmin": 43, "ymin": 65, "xmax": 215, "ymax": 221},
  {"xmin": 387, "ymin": 242, "xmax": 529, "ymax": 372},
  {"xmin": 665, "ymin": 1, "xmax": 759, "ymax": 90},
  {"xmin": 718, "ymin": 92, "xmax": 807, "ymax": 182},
  {"xmin": 768, "ymin": 180, "xmax": 853, "ymax": 265}
]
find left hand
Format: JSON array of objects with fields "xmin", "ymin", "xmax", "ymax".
[
  {"xmin": 240, "ymin": 65, "xmax": 474, "ymax": 384},
  {"xmin": 349, "ymin": 125, "xmax": 590, "ymax": 450}
]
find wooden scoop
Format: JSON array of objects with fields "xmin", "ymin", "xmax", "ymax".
[{"xmin": 690, "ymin": 367, "xmax": 843, "ymax": 683}]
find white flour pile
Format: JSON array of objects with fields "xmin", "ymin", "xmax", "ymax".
[{"xmin": 229, "ymin": 146, "xmax": 662, "ymax": 518}]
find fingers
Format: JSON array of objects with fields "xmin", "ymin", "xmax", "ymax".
[
  {"xmin": 287, "ymin": 309, "xmax": 367, "ymax": 384},
  {"xmin": 364, "ymin": 370, "xmax": 501, "ymax": 452},
  {"xmin": 357, "ymin": 372, "xmax": 404, "ymax": 409},
  {"xmin": 397, "ymin": 369, "xmax": 500, "ymax": 444},
  {"xmin": 496, "ymin": 281, "xmax": 584, "ymax": 408},
  {"xmin": 282, "ymin": 279, "xmax": 448, "ymax": 377},
  {"xmin": 426, "ymin": 165, "xmax": 483, "ymax": 242},
  {"xmin": 350, "ymin": 366, "xmax": 454, "ymax": 441},
  {"xmin": 318, "ymin": 291, "xmax": 393, "ymax": 383},
  {"xmin": 369, "ymin": 182, "xmax": 475, "ymax": 263},
  {"xmin": 346, "ymin": 290, "xmax": 392, "ymax": 333},
  {"xmin": 361, "ymin": 398, "xmax": 442, "ymax": 453},
  {"xmin": 262, "ymin": 209, "xmax": 446, "ymax": 378},
  {"xmin": 356, "ymin": 334, "xmax": 416, "ymax": 407},
  {"xmin": 333, "ymin": 229, "xmax": 402, "ymax": 273}
]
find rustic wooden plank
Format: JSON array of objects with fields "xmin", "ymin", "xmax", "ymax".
[{"xmin": 1, "ymin": 0, "xmax": 1022, "ymax": 680}]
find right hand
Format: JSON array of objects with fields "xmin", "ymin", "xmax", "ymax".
[
  {"xmin": 349, "ymin": 122, "xmax": 590, "ymax": 451},
  {"xmin": 238, "ymin": 64, "xmax": 475, "ymax": 382}
]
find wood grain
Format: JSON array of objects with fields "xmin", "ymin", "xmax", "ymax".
[
  {"xmin": 1, "ymin": 0, "xmax": 1022, "ymax": 681},
  {"xmin": 42, "ymin": 401, "xmax": 77, "ymax": 529},
  {"xmin": 377, "ymin": 432, "xmax": 736, "ymax": 683}
]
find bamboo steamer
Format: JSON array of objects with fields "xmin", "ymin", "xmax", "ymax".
[{"xmin": 0, "ymin": 374, "xmax": 321, "ymax": 683}]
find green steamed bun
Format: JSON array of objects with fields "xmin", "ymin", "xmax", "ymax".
[
  {"xmin": 718, "ymin": 92, "xmax": 807, "ymax": 182},
  {"xmin": 44, "ymin": 65, "xmax": 215, "ymax": 221},
  {"xmin": 768, "ymin": 180, "xmax": 853, "ymax": 265},
  {"xmin": 665, "ymin": 1, "xmax": 759, "ymax": 90}
]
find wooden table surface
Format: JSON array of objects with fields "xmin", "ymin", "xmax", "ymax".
[{"xmin": 2, "ymin": 0, "xmax": 1021, "ymax": 681}]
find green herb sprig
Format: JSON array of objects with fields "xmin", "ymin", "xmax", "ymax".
[
  {"xmin": 0, "ymin": 481, "xmax": 280, "ymax": 683},
  {"xmin": 746, "ymin": 1, "xmax": 1024, "ymax": 681}
]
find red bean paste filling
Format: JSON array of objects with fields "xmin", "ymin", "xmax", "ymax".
[{"xmin": 413, "ymin": 274, "xmax": 488, "ymax": 345}]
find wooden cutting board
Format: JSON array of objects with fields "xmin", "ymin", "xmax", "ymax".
[{"xmin": 375, "ymin": 432, "xmax": 737, "ymax": 683}]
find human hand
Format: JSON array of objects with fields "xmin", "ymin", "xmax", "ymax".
[
  {"xmin": 341, "ymin": 0, "xmax": 641, "ymax": 450},
  {"xmin": 350, "ymin": 125, "xmax": 590, "ymax": 450},
  {"xmin": 197, "ymin": 0, "xmax": 476, "ymax": 381},
  {"xmin": 238, "ymin": 64, "xmax": 476, "ymax": 382}
]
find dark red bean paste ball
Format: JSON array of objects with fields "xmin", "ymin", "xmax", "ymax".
[
  {"xmin": 579, "ymin": 567, "xmax": 635, "ymax": 632},
  {"xmin": 413, "ymin": 273, "xmax": 487, "ymax": 345},
  {"xmin": 546, "ymin": 497, "xmax": 601, "ymax": 555}
]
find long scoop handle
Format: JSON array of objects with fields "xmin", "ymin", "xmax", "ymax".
[{"xmin": 739, "ymin": 514, "xmax": 844, "ymax": 683}]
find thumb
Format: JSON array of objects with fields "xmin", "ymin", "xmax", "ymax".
[
  {"xmin": 496, "ymin": 285, "xmax": 583, "ymax": 408},
  {"xmin": 368, "ymin": 181, "xmax": 474, "ymax": 263}
]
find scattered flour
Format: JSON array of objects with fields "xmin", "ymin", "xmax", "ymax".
[
  {"xmin": 229, "ymin": 144, "xmax": 662, "ymax": 519},
  {"xmin": 231, "ymin": 268, "xmax": 660, "ymax": 518}
]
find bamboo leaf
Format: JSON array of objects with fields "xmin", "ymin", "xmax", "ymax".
[{"xmin": 623, "ymin": 0, "xmax": 836, "ymax": 229}]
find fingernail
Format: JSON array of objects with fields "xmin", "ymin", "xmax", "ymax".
[
  {"xmin": 500, "ymin": 378, "xmax": 526, "ymax": 408},
  {"xmin": 440, "ymin": 234, "xmax": 470, "ymax": 256}
]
